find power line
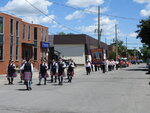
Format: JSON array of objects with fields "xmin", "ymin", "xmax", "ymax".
[
  {"xmin": 24, "ymin": 0, "xmax": 100, "ymax": 38},
  {"xmin": 49, "ymin": 0, "xmax": 141, "ymax": 21},
  {"xmin": 25, "ymin": 0, "xmax": 80, "ymax": 34}
]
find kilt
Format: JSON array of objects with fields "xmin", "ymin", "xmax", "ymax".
[
  {"xmin": 67, "ymin": 71, "xmax": 74, "ymax": 76},
  {"xmin": 20, "ymin": 72, "xmax": 24, "ymax": 80},
  {"xmin": 39, "ymin": 73, "xmax": 49, "ymax": 78},
  {"xmin": 58, "ymin": 71, "xmax": 65, "ymax": 76},
  {"xmin": 24, "ymin": 72, "xmax": 32, "ymax": 81},
  {"xmin": 6, "ymin": 72, "xmax": 17, "ymax": 78},
  {"xmin": 51, "ymin": 72, "xmax": 57, "ymax": 76}
]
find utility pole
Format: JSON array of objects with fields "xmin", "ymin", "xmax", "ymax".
[
  {"xmin": 115, "ymin": 24, "xmax": 118, "ymax": 60},
  {"xmin": 126, "ymin": 37, "xmax": 128, "ymax": 58},
  {"xmin": 97, "ymin": 5, "xmax": 100, "ymax": 48}
]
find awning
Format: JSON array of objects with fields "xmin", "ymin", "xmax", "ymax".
[{"xmin": 22, "ymin": 43, "xmax": 34, "ymax": 46}]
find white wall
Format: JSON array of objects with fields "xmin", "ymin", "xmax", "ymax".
[{"xmin": 54, "ymin": 44, "xmax": 85, "ymax": 64}]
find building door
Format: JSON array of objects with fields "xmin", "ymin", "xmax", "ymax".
[{"xmin": 22, "ymin": 44, "xmax": 33, "ymax": 60}]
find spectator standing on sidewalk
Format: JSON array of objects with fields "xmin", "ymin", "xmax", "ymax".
[
  {"xmin": 85, "ymin": 60, "xmax": 91, "ymax": 75},
  {"xmin": 101, "ymin": 59, "xmax": 106, "ymax": 73}
]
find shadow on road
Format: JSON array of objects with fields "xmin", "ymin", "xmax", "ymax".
[
  {"xmin": 16, "ymin": 89, "xmax": 27, "ymax": 91},
  {"xmin": 125, "ymin": 68, "xmax": 148, "ymax": 71}
]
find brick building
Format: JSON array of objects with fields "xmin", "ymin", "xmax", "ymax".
[{"xmin": 0, "ymin": 13, "xmax": 49, "ymax": 74}]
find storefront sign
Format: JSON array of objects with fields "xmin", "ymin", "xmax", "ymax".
[{"xmin": 41, "ymin": 42, "xmax": 49, "ymax": 48}]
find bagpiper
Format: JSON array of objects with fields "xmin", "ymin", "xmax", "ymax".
[
  {"xmin": 49, "ymin": 59, "xmax": 58, "ymax": 83},
  {"xmin": 58, "ymin": 58, "xmax": 66, "ymax": 85},
  {"xmin": 20, "ymin": 58, "xmax": 33, "ymax": 90},
  {"xmin": 67, "ymin": 59, "xmax": 76, "ymax": 83},
  {"xmin": 38, "ymin": 60, "xmax": 49, "ymax": 85},
  {"xmin": 6, "ymin": 60, "xmax": 17, "ymax": 84}
]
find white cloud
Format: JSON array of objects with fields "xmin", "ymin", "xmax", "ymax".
[
  {"xmin": 65, "ymin": 7, "xmax": 108, "ymax": 20},
  {"xmin": 86, "ymin": 7, "xmax": 108, "ymax": 14},
  {"xmin": 76, "ymin": 16, "xmax": 118, "ymax": 39},
  {"xmin": 0, "ymin": 0, "xmax": 54, "ymax": 24},
  {"xmin": 119, "ymin": 32, "xmax": 138, "ymax": 38},
  {"xmin": 140, "ymin": 4, "xmax": 150, "ymax": 16},
  {"xmin": 66, "ymin": 0, "xmax": 104, "ymax": 8},
  {"xmin": 0, "ymin": 0, "xmax": 52, "ymax": 16},
  {"xmin": 133, "ymin": 0, "xmax": 150, "ymax": 16},
  {"xmin": 65, "ymin": 10, "xmax": 85, "ymax": 20},
  {"xmin": 133, "ymin": 0, "xmax": 150, "ymax": 4},
  {"xmin": 100, "ymin": 16, "xmax": 118, "ymax": 36},
  {"xmin": 128, "ymin": 32, "xmax": 138, "ymax": 38},
  {"xmin": 22, "ymin": 15, "xmax": 55, "ymax": 24},
  {"xmin": 77, "ymin": 25, "xmax": 97, "ymax": 34}
]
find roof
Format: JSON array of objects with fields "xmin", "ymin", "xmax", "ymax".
[
  {"xmin": 52, "ymin": 34, "xmax": 86, "ymax": 44},
  {"xmin": 51, "ymin": 34, "xmax": 108, "ymax": 49}
]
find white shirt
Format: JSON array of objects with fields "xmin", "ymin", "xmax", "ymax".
[{"xmin": 20, "ymin": 62, "xmax": 33, "ymax": 72}]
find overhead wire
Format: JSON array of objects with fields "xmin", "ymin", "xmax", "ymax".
[
  {"xmin": 49, "ymin": 0, "xmax": 141, "ymax": 21},
  {"xmin": 24, "ymin": 0, "xmax": 144, "ymax": 46},
  {"xmin": 25, "ymin": 0, "xmax": 81, "ymax": 34}
]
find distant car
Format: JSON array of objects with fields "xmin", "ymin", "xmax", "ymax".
[{"xmin": 131, "ymin": 60, "xmax": 137, "ymax": 64}]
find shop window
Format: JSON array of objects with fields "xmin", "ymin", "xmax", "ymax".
[
  {"xmin": 10, "ymin": 19, "xmax": 13, "ymax": 36},
  {"xmin": 16, "ymin": 37, "xmax": 19, "ymax": 60},
  {"xmin": 0, "ymin": 17, "xmax": 3, "ymax": 33},
  {"xmin": 34, "ymin": 41, "xmax": 37, "ymax": 60},
  {"xmin": 34, "ymin": 48, "xmax": 37, "ymax": 60},
  {"xmin": 28, "ymin": 25, "xmax": 30, "ymax": 40},
  {"xmin": 34, "ymin": 27, "xmax": 37, "ymax": 40},
  {"xmin": 41, "ymin": 28, "xmax": 46, "ymax": 41},
  {"xmin": 10, "ymin": 36, "xmax": 13, "ymax": 60},
  {"xmin": 22, "ymin": 24, "xmax": 25, "ymax": 39},
  {"xmin": 0, "ymin": 35, "xmax": 3, "ymax": 60},
  {"xmin": 34, "ymin": 27, "xmax": 38, "ymax": 60},
  {"xmin": 0, "ymin": 17, "xmax": 4, "ymax": 60},
  {"xmin": 16, "ymin": 21, "xmax": 19, "ymax": 37}
]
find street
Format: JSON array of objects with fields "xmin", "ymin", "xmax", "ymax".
[{"xmin": 0, "ymin": 63, "xmax": 149, "ymax": 113}]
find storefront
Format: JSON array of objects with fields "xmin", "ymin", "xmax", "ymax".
[{"xmin": 0, "ymin": 13, "xmax": 49, "ymax": 74}]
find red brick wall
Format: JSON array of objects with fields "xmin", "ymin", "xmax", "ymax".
[{"xmin": 0, "ymin": 13, "xmax": 48, "ymax": 74}]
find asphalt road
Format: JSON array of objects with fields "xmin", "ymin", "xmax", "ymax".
[{"xmin": 0, "ymin": 63, "xmax": 149, "ymax": 113}]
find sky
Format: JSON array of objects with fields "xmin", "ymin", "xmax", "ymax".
[{"xmin": 0, "ymin": 0, "xmax": 150, "ymax": 50}]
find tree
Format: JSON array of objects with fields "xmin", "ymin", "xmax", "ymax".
[
  {"xmin": 136, "ymin": 17, "xmax": 150, "ymax": 48},
  {"xmin": 57, "ymin": 32, "xmax": 66, "ymax": 35},
  {"xmin": 110, "ymin": 40, "xmax": 127, "ymax": 58},
  {"xmin": 108, "ymin": 51, "xmax": 116, "ymax": 59},
  {"xmin": 140, "ymin": 44, "xmax": 150, "ymax": 61}
]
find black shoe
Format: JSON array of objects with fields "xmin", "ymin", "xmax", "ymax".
[
  {"xmin": 38, "ymin": 83, "xmax": 41, "ymax": 85},
  {"xmin": 58, "ymin": 82, "xmax": 61, "ymax": 85},
  {"xmin": 18, "ymin": 81, "xmax": 23, "ymax": 83},
  {"xmin": 10, "ymin": 82, "xmax": 13, "ymax": 85}
]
